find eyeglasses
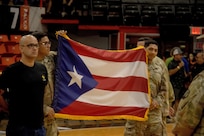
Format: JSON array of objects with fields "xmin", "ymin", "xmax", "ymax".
[
  {"xmin": 23, "ymin": 43, "xmax": 39, "ymax": 49},
  {"xmin": 39, "ymin": 41, "xmax": 51, "ymax": 46}
]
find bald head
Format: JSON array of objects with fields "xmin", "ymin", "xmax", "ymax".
[
  {"xmin": 19, "ymin": 35, "xmax": 38, "ymax": 46},
  {"xmin": 11, "ymin": 34, "xmax": 40, "ymax": 66},
  {"xmin": 19, "ymin": 34, "xmax": 39, "ymax": 61}
]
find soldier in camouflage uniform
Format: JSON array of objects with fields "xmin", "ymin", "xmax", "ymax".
[
  {"xmin": 153, "ymin": 56, "xmax": 175, "ymax": 136},
  {"xmin": 172, "ymin": 69, "xmax": 204, "ymax": 136},
  {"xmin": 172, "ymin": 34, "xmax": 204, "ymax": 135},
  {"xmin": 124, "ymin": 39, "xmax": 169, "ymax": 136},
  {"xmin": 32, "ymin": 32, "xmax": 58, "ymax": 136}
]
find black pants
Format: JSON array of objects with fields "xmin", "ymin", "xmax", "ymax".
[{"xmin": 6, "ymin": 124, "xmax": 45, "ymax": 136}]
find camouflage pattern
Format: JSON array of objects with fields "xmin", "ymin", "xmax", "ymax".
[
  {"xmin": 144, "ymin": 122, "xmax": 163, "ymax": 136},
  {"xmin": 124, "ymin": 120, "xmax": 147, "ymax": 136},
  {"xmin": 44, "ymin": 117, "xmax": 58, "ymax": 136},
  {"xmin": 37, "ymin": 51, "xmax": 58, "ymax": 136},
  {"xmin": 172, "ymin": 70, "xmax": 204, "ymax": 136},
  {"xmin": 124, "ymin": 57, "xmax": 169, "ymax": 136},
  {"xmin": 154, "ymin": 56, "xmax": 175, "ymax": 115},
  {"xmin": 153, "ymin": 56, "xmax": 174, "ymax": 136}
]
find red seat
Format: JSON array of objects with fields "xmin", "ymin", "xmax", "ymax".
[
  {"xmin": 10, "ymin": 35, "xmax": 22, "ymax": 43},
  {"xmin": 0, "ymin": 35, "xmax": 9, "ymax": 42},
  {"xmin": 0, "ymin": 43, "xmax": 7, "ymax": 54},
  {"xmin": 6, "ymin": 43, "xmax": 21, "ymax": 54},
  {"xmin": 1, "ymin": 54, "xmax": 16, "ymax": 66}
]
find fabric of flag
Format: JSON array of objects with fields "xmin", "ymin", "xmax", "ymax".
[{"xmin": 53, "ymin": 35, "xmax": 150, "ymax": 121}]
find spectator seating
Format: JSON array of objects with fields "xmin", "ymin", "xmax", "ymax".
[
  {"xmin": 141, "ymin": 5, "xmax": 157, "ymax": 26},
  {"xmin": 40, "ymin": 1, "xmax": 204, "ymax": 26},
  {"xmin": 0, "ymin": 34, "xmax": 22, "ymax": 72},
  {"xmin": 192, "ymin": 6, "xmax": 204, "ymax": 26},
  {"xmin": 123, "ymin": 4, "xmax": 140, "ymax": 26},
  {"xmin": 1, "ymin": 53, "xmax": 16, "ymax": 66},
  {"xmin": 91, "ymin": 0, "xmax": 108, "ymax": 24},
  {"xmin": 79, "ymin": 1, "xmax": 92, "ymax": 24},
  {"xmin": 10, "ymin": 35, "xmax": 22, "ymax": 43},
  {"xmin": 107, "ymin": 0, "xmax": 123, "ymax": 25},
  {"xmin": 0, "ymin": 35, "xmax": 9, "ymax": 42},
  {"xmin": 0, "ymin": 44, "xmax": 7, "ymax": 54},
  {"xmin": 158, "ymin": 5, "xmax": 175, "ymax": 24},
  {"xmin": 175, "ymin": 6, "xmax": 192, "ymax": 24},
  {"xmin": 6, "ymin": 43, "xmax": 20, "ymax": 55}
]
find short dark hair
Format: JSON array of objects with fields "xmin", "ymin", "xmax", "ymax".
[
  {"xmin": 31, "ymin": 31, "xmax": 48, "ymax": 42},
  {"xmin": 144, "ymin": 39, "xmax": 158, "ymax": 48},
  {"xmin": 138, "ymin": 37, "xmax": 152, "ymax": 42}
]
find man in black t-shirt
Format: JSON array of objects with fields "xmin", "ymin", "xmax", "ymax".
[
  {"xmin": 0, "ymin": 35, "xmax": 48, "ymax": 136},
  {"xmin": 168, "ymin": 47, "xmax": 186, "ymax": 114}
]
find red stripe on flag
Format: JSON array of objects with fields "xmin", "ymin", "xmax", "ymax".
[
  {"xmin": 68, "ymin": 39, "xmax": 146, "ymax": 62},
  {"xmin": 93, "ymin": 75, "xmax": 148, "ymax": 93},
  {"xmin": 60, "ymin": 101, "xmax": 147, "ymax": 118}
]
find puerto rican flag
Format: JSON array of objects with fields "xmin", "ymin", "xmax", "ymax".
[{"xmin": 53, "ymin": 36, "xmax": 150, "ymax": 121}]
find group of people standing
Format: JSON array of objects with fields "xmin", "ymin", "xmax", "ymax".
[
  {"xmin": 0, "ymin": 31, "xmax": 203, "ymax": 136},
  {"xmin": 124, "ymin": 37, "xmax": 172, "ymax": 136},
  {"xmin": 124, "ymin": 36, "xmax": 204, "ymax": 136}
]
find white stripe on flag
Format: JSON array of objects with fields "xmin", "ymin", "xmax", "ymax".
[
  {"xmin": 79, "ymin": 55, "xmax": 148, "ymax": 78},
  {"xmin": 76, "ymin": 88, "xmax": 150, "ymax": 108}
]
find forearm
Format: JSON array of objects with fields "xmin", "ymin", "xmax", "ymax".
[{"xmin": 169, "ymin": 66, "xmax": 180, "ymax": 76}]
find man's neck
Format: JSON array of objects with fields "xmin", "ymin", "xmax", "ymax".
[{"xmin": 20, "ymin": 58, "xmax": 35, "ymax": 67}]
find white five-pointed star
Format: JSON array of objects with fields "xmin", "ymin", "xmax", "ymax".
[{"xmin": 67, "ymin": 66, "xmax": 83, "ymax": 88}]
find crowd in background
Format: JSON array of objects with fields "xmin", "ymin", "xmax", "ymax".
[{"xmin": 124, "ymin": 36, "xmax": 204, "ymax": 135}]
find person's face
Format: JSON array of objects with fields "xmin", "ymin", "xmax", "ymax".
[
  {"xmin": 196, "ymin": 53, "xmax": 204, "ymax": 64},
  {"xmin": 145, "ymin": 44, "xmax": 158, "ymax": 61},
  {"xmin": 20, "ymin": 36, "xmax": 39, "ymax": 59},
  {"xmin": 174, "ymin": 54, "xmax": 182, "ymax": 61},
  {"xmin": 38, "ymin": 36, "xmax": 51, "ymax": 56},
  {"xmin": 189, "ymin": 53, "xmax": 194, "ymax": 60}
]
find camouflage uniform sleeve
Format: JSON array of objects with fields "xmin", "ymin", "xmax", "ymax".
[
  {"xmin": 172, "ymin": 74, "xmax": 204, "ymax": 136},
  {"xmin": 156, "ymin": 67, "xmax": 169, "ymax": 116},
  {"xmin": 168, "ymin": 82, "xmax": 175, "ymax": 104},
  {"xmin": 43, "ymin": 84, "xmax": 52, "ymax": 116},
  {"xmin": 39, "ymin": 52, "xmax": 56, "ymax": 116},
  {"xmin": 49, "ymin": 51, "xmax": 57, "ymax": 56},
  {"xmin": 156, "ymin": 61, "xmax": 169, "ymax": 116}
]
